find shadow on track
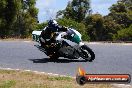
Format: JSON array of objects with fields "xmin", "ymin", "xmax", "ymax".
[{"xmin": 29, "ymin": 58, "xmax": 87, "ymax": 63}]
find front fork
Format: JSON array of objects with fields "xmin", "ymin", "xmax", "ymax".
[{"xmin": 77, "ymin": 42, "xmax": 89, "ymax": 59}]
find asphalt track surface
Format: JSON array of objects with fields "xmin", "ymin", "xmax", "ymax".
[{"xmin": 0, "ymin": 41, "xmax": 132, "ymax": 79}]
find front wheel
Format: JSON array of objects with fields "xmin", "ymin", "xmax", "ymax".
[{"xmin": 81, "ymin": 45, "xmax": 95, "ymax": 62}]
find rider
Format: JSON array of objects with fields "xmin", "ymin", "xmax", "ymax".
[
  {"xmin": 40, "ymin": 19, "xmax": 82, "ymax": 47},
  {"xmin": 39, "ymin": 19, "xmax": 67, "ymax": 47}
]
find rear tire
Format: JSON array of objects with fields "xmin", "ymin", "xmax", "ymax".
[{"xmin": 81, "ymin": 45, "xmax": 95, "ymax": 62}]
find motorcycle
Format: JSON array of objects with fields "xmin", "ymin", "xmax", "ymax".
[{"xmin": 32, "ymin": 29, "xmax": 95, "ymax": 62}]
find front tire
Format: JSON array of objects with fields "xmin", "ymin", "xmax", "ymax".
[{"xmin": 81, "ymin": 45, "xmax": 95, "ymax": 62}]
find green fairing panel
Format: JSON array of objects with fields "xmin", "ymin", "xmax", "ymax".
[{"xmin": 70, "ymin": 34, "xmax": 81, "ymax": 44}]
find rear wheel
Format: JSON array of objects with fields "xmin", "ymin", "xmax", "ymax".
[{"xmin": 81, "ymin": 45, "xmax": 95, "ymax": 62}]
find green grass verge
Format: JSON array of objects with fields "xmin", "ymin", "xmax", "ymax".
[{"xmin": 0, "ymin": 69, "xmax": 115, "ymax": 88}]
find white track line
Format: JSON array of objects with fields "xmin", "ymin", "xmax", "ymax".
[{"xmin": 86, "ymin": 42, "xmax": 132, "ymax": 45}]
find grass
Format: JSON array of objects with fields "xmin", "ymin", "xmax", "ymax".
[
  {"xmin": 0, "ymin": 69, "xmax": 117, "ymax": 88},
  {"xmin": 0, "ymin": 80, "xmax": 16, "ymax": 88},
  {"xmin": 47, "ymin": 76, "xmax": 72, "ymax": 81}
]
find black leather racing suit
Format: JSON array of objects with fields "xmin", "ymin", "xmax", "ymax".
[{"xmin": 39, "ymin": 25, "xmax": 67, "ymax": 47}]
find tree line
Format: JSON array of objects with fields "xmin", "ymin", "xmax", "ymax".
[
  {"xmin": 0, "ymin": 0, "xmax": 132, "ymax": 41},
  {"xmin": 0, "ymin": 0, "xmax": 38, "ymax": 38},
  {"xmin": 38, "ymin": 0, "xmax": 132, "ymax": 41}
]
